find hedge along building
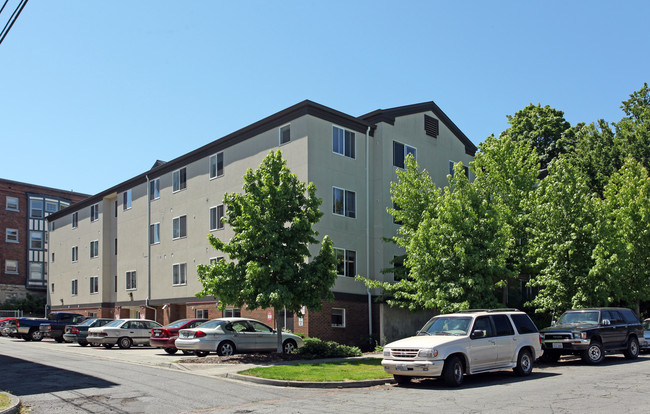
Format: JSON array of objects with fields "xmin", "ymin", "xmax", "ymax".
[{"xmin": 45, "ymin": 100, "xmax": 476, "ymax": 347}]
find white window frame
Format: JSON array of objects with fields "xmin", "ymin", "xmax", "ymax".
[
  {"xmin": 6, "ymin": 196, "xmax": 19, "ymax": 211},
  {"xmin": 210, "ymin": 256, "xmax": 224, "ymax": 265},
  {"xmin": 90, "ymin": 276, "xmax": 99, "ymax": 294},
  {"xmin": 90, "ymin": 240, "xmax": 99, "ymax": 258},
  {"xmin": 172, "ymin": 263, "xmax": 187, "ymax": 286},
  {"xmin": 331, "ymin": 308, "xmax": 346, "ymax": 328},
  {"xmin": 209, "ymin": 205, "xmax": 225, "ymax": 231},
  {"xmin": 72, "ymin": 246, "xmax": 78, "ymax": 262},
  {"xmin": 30, "ymin": 198, "xmax": 43, "ymax": 218},
  {"xmin": 279, "ymin": 124, "xmax": 291, "ymax": 145},
  {"xmin": 6, "ymin": 228, "xmax": 18, "ymax": 243},
  {"xmin": 126, "ymin": 270, "xmax": 137, "ymax": 291},
  {"xmin": 172, "ymin": 215, "xmax": 187, "ymax": 240},
  {"xmin": 332, "ymin": 187, "xmax": 356, "ymax": 218},
  {"xmin": 334, "ymin": 248, "xmax": 356, "ymax": 277},
  {"xmin": 393, "ymin": 141, "xmax": 417, "ymax": 169},
  {"xmin": 332, "ymin": 125, "xmax": 356, "ymax": 159},
  {"xmin": 196, "ymin": 309, "xmax": 209, "ymax": 318},
  {"xmin": 45, "ymin": 199, "xmax": 58, "ymax": 214},
  {"xmin": 224, "ymin": 308, "xmax": 241, "ymax": 318},
  {"xmin": 5, "ymin": 259, "xmax": 18, "ymax": 274},
  {"xmin": 150, "ymin": 222, "xmax": 160, "ymax": 245},
  {"xmin": 209, "ymin": 152, "xmax": 224, "ymax": 179},
  {"xmin": 172, "ymin": 167, "xmax": 187, "ymax": 193},
  {"xmin": 72, "ymin": 212, "xmax": 78, "ymax": 228},
  {"xmin": 123, "ymin": 189, "xmax": 132, "ymax": 210},
  {"xmin": 30, "ymin": 231, "xmax": 43, "ymax": 249},
  {"xmin": 150, "ymin": 178, "xmax": 160, "ymax": 200},
  {"xmin": 71, "ymin": 279, "xmax": 78, "ymax": 296},
  {"xmin": 90, "ymin": 203, "xmax": 99, "ymax": 222}
]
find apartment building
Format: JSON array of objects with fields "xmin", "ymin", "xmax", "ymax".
[
  {"xmin": 46, "ymin": 100, "xmax": 476, "ymax": 346},
  {"xmin": 0, "ymin": 179, "xmax": 88, "ymax": 303}
]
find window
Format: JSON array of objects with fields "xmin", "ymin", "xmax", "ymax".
[
  {"xmin": 6, "ymin": 197, "xmax": 18, "ymax": 211},
  {"xmin": 196, "ymin": 309, "xmax": 209, "ymax": 318},
  {"xmin": 510, "ymin": 314, "xmax": 538, "ymax": 334},
  {"xmin": 45, "ymin": 200, "xmax": 58, "ymax": 213},
  {"xmin": 210, "ymin": 257, "xmax": 224, "ymax": 264},
  {"xmin": 332, "ymin": 126, "xmax": 355, "ymax": 158},
  {"xmin": 209, "ymin": 152, "xmax": 224, "ymax": 179},
  {"xmin": 114, "ymin": 200, "xmax": 118, "ymax": 217},
  {"xmin": 6, "ymin": 228, "xmax": 18, "ymax": 243},
  {"xmin": 51, "ymin": 253, "xmax": 55, "ymax": 263},
  {"xmin": 30, "ymin": 232, "xmax": 43, "ymax": 249},
  {"xmin": 392, "ymin": 202, "xmax": 402, "ymax": 225},
  {"xmin": 173, "ymin": 215, "xmax": 187, "ymax": 239},
  {"xmin": 90, "ymin": 203, "xmax": 99, "ymax": 221},
  {"xmin": 29, "ymin": 263, "xmax": 43, "ymax": 280},
  {"xmin": 449, "ymin": 161, "xmax": 470, "ymax": 178},
  {"xmin": 30, "ymin": 199, "xmax": 43, "ymax": 218},
  {"xmin": 114, "ymin": 274, "xmax": 117, "ymax": 292},
  {"xmin": 90, "ymin": 276, "xmax": 99, "ymax": 294},
  {"xmin": 149, "ymin": 223, "xmax": 160, "ymax": 244},
  {"xmin": 492, "ymin": 314, "xmax": 515, "ymax": 336},
  {"xmin": 51, "ymin": 283, "xmax": 54, "ymax": 293},
  {"xmin": 280, "ymin": 124, "xmax": 291, "ymax": 145},
  {"xmin": 424, "ymin": 114, "xmax": 439, "ymax": 138},
  {"xmin": 393, "ymin": 141, "xmax": 417, "ymax": 169},
  {"xmin": 5, "ymin": 260, "xmax": 18, "ymax": 274},
  {"xmin": 114, "ymin": 238, "xmax": 117, "ymax": 255},
  {"xmin": 332, "ymin": 187, "xmax": 356, "ymax": 218},
  {"xmin": 224, "ymin": 308, "xmax": 241, "ymax": 318},
  {"xmin": 150, "ymin": 178, "xmax": 160, "ymax": 200},
  {"xmin": 123, "ymin": 190, "xmax": 132, "ymax": 210},
  {"xmin": 71, "ymin": 279, "xmax": 78, "ymax": 295},
  {"xmin": 209, "ymin": 205, "xmax": 224, "ymax": 231},
  {"xmin": 471, "ymin": 316, "xmax": 495, "ymax": 338},
  {"xmin": 72, "ymin": 212, "xmax": 78, "ymax": 228},
  {"xmin": 173, "ymin": 168, "xmax": 187, "ymax": 192},
  {"xmin": 90, "ymin": 240, "xmax": 99, "ymax": 258},
  {"xmin": 172, "ymin": 263, "xmax": 187, "ymax": 286},
  {"xmin": 335, "ymin": 248, "xmax": 356, "ymax": 277},
  {"xmin": 72, "ymin": 246, "xmax": 78, "ymax": 262},
  {"xmin": 331, "ymin": 308, "xmax": 346, "ymax": 328},
  {"xmin": 126, "ymin": 271, "xmax": 137, "ymax": 290}
]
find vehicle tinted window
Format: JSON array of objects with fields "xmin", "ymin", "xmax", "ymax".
[
  {"xmin": 620, "ymin": 309, "xmax": 640, "ymax": 324},
  {"xmin": 492, "ymin": 314, "xmax": 514, "ymax": 336},
  {"xmin": 510, "ymin": 314, "xmax": 538, "ymax": 334},
  {"xmin": 471, "ymin": 316, "xmax": 494, "ymax": 338}
]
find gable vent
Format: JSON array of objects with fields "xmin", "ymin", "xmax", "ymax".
[{"xmin": 424, "ymin": 115, "xmax": 439, "ymax": 138}]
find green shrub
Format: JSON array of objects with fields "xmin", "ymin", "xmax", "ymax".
[{"xmin": 295, "ymin": 337, "xmax": 362, "ymax": 359}]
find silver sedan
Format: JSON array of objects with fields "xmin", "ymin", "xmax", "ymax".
[
  {"xmin": 87, "ymin": 318, "xmax": 161, "ymax": 349},
  {"xmin": 175, "ymin": 317, "xmax": 304, "ymax": 357}
]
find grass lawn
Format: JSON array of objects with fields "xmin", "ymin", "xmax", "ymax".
[
  {"xmin": 238, "ymin": 358, "xmax": 391, "ymax": 381},
  {"xmin": 0, "ymin": 392, "xmax": 10, "ymax": 409}
]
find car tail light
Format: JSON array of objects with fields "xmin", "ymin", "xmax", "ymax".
[
  {"xmin": 194, "ymin": 330, "xmax": 206, "ymax": 338},
  {"xmin": 98, "ymin": 332, "xmax": 108, "ymax": 337},
  {"xmin": 16, "ymin": 321, "xmax": 20, "ymax": 327},
  {"xmin": 71, "ymin": 327, "xmax": 79, "ymax": 334}
]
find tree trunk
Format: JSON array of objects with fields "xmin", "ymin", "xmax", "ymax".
[{"xmin": 275, "ymin": 309, "xmax": 283, "ymax": 354}]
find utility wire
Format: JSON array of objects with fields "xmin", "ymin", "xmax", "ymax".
[{"xmin": 0, "ymin": 0, "xmax": 29, "ymax": 47}]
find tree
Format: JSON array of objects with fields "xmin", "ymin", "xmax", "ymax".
[
  {"xmin": 196, "ymin": 150, "xmax": 338, "ymax": 353},
  {"xmin": 500, "ymin": 103, "xmax": 573, "ymax": 169},
  {"xmin": 526, "ymin": 158, "xmax": 607, "ymax": 313},
  {"xmin": 616, "ymin": 83, "xmax": 650, "ymax": 170},
  {"xmin": 591, "ymin": 158, "xmax": 650, "ymax": 315}
]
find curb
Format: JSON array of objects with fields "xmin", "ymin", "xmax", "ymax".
[
  {"xmin": 225, "ymin": 373, "xmax": 395, "ymax": 388},
  {"xmin": 0, "ymin": 392, "xmax": 20, "ymax": 414}
]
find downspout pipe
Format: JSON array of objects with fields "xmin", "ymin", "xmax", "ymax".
[
  {"xmin": 365, "ymin": 126, "xmax": 373, "ymax": 339},
  {"xmin": 145, "ymin": 175, "xmax": 156, "ymax": 322}
]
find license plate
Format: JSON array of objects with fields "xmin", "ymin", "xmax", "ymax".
[
  {"xmin": 396, "ymin": 364, "xmax": 408, "ymax": 371},
  {"xmin": 552, "ymin": 343, "xmax": 563, "ymax": 349},
  {"xmin": 154, "ymin": 332, "xmax": 160, "ymax": 337}
]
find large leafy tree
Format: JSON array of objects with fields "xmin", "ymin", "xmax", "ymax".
[
  {"xmin": 196, "ymin": 150, "xmax": 338, "ymax": 352},
  {"xmin": 591, "ymin": 158, "xmax": 650, "ymax": 315}
]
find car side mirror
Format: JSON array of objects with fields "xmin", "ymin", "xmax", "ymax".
[
  {"xmin": 471, "ymin": 329, "xmax": 486, "ymax": 339},
  {"xmin": 601, "ymin": 319, "xmax": 611, "ymax": 326}
]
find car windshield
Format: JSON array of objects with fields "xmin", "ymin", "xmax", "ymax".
[
  {"xmin": 557, "ymin": 311, "xmax": 599, "ymax": 325},
  {"xmin": 418, "ymin": 317, "xmax": 472, "ymax": 336},
  {"xmin": 104, "ymin": 319, "xmax": 125, "ymax": 328},
  {"xmin": 194, "ymin": 319, "xmax": 225, "ymax": 330},
  {"xmin": 166, "ymin": 319, "xmax": 191, "ymax": 328},
  {"xmin": 77, "ymin": 318, "xmax": 97, "ymax": 327}
]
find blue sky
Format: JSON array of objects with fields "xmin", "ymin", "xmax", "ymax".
[{"xmin": 1, "ymin": 1, "xmax": 648, "ymax": 195}]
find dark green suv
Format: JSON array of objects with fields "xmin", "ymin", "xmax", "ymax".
[{"xmin": 540, "ymin": 307, "xmax": 643, "ymax": 364}]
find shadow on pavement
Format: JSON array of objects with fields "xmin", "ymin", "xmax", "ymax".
[
  {"xmin": 395, "ymin": 370, "xmax": 560, "ymax": 390},
  {"xmin": 0, "ymin": 355, "xmax": 117, "ymax": 397}
]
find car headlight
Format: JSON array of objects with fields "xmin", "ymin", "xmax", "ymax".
[
  {"xmin": 418, "ymin": 348, "xmax": 438, "ymax": 358},
  {"xmin": 573, "ymin": 332, "xmax": 587, "ymax": 339},
  {"xmin": 383, "ymin": 349, "xmax": 391, "ymax": 357}
]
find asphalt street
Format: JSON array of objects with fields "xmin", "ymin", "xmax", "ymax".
[{"xmin": 2, "ymin": 336, "xmax": 650, "ymax": 413}]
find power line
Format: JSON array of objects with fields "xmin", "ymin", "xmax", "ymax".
[{"xmin": 0, "ymin": 0, "xmax": 29, "ymax": 47}]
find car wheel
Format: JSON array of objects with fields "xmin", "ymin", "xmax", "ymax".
[
  {"xmin": 623, "ymin": 337, "xmax": 639, "ymax": 360},
  {"xmin": 79, "ymin": 341, "xmax": 89, "ymax": 347},
  {"xmin": 582, "ymin": 340, "xmax": 604, "ymax": 364},
  {"xmin": 118, "ymin": 337, "xmax": 132, "ymax": 349},
  {"xmin": 282, "ymin": 339, "xmax": 297, "ymax": 354},
  {"xmin": 195, "ymin": 351, "xmax": 209, "ymax": 357},
  {"xmin": 181, "ymin": 350, "xmax": 194, "ymax": 355},
  {"xmin": 103, "ymin": 344, "xmax": 114, "ymax": 349},
  {"xmin": 29, "ymin": 329, "xmax": 43, "ymax": 342},
  {"xmin": 540, "ymin": 350, "xmax": 561, "ymax": 363},
  {"xmin": 164, "ymin": 348, "xmax": 178, "ymax": 355},
  {"xmin": 393, "ymin": 374, "xmax": 411, "ymax": 385},
  {"xmin": 217, "ymin": 341, "xmax": 235, "ymax": 356},
  {"xmin": 513, "ymin": 349, "xmax": 533, "ymax": 376},
  {"xmin": 442, "ymin": 355, "xmax": 464, "ymax": 387}
]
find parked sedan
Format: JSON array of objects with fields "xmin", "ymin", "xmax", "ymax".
[
  {"xmin": 63, "ymin": 318, "xmax": 114, "ymax": 346},
  {"xmin": 176, "ymin": 317, "xmax": 304, "ymax": 357},
  {"xmin": 150, "ymin": 318, "xmax": 208, "ymax": 354},
  {"xmin": 87, "ymin": 318, "xmax": 161, "ymax": 349}
]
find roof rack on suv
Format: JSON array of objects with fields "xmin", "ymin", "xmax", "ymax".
[{"xmin": 458, "ymin": 309, "xmax": 521, "ymax": 313}]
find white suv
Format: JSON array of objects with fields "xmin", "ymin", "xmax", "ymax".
[{"xmin": 382, "ymin": 309, "xmax": 542, "ymax": 387}]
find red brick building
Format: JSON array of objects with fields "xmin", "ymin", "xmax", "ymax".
[{"xmin": 0, "ymin": 178, "xmax": 88, "ymax": 304}]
